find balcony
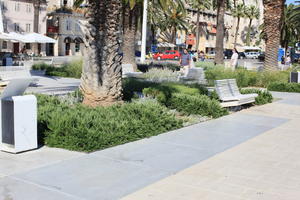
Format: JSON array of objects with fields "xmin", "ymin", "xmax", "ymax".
[{"xmin": 47, "ymin": 26, "xmax": 59, "ymax": 33}]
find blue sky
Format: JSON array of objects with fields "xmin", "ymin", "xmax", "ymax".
[{"xmin": 286, "ymin": 0, "xmax": 296, "ymax": 4}]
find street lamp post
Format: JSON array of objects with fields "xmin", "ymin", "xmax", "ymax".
[{"xmin": 140, "ymin": 0, "xmax": 148, "ymax": 63}]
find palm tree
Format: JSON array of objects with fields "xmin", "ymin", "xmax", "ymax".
[
  {"xmin": 189, "ymin": 0, "xmax": 211, "ymax": 52},
  {"xmin": 232, "ymin": 4, "xmax": 246, "ymax": 48},
  {"xmin": 80, "ymin": 0, "xmax": 123, "ymax": 106},
  {"xmin": 215, "ymin": 0, "xmax": 226, "ymax": 64},
  {"xmin": 122, "ymin": 0, "xmax": 140, "ymax": 72},
  {"xmin": 263, "ymin": 0, "xmax": 285, "ymax": 71},
  {"xmin": 159, "ymin": 1, "xmax": 190, "ymax": 44},
  {"xmin": 281, "ymin": 4, "xmax": 300, "ymax": 55},
  {"xmin": 245, "ymin": 5, "xmax": 260, "ymax": 46}
]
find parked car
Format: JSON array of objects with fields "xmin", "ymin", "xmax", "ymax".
[
  {"xmin": 238, "ymin": 52, "xmax": 246, "ymax": 59},
  {"xmin": 258, "ymin": 52, "xmax": 265, "ymax": 62},
  {"xmin": 206, "ymin": 51, "xmax": 216, "ymax": 59},
  {"xmin": 153, "ymin": 50, "xmax": 181, "ymax": 60},
  {"xmin": 245, "ymin": 52, "xmax": 260, "ymax": 59},
  {"xmin": 292, "ymin": 53, "xmax": 300, "ymax": 63},
  {"xmin": 224, "ymin": 50, "xmax": 233, "ymax": 59}
]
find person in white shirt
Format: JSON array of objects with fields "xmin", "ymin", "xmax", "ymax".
[{"xmin": 230, "ymin": 48, "xmax": 239, "ymax": 69}]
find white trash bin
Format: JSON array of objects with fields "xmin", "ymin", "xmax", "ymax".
[{"xmin": 0, "ymin": 79, "xmax": 37, "ymax": 153}]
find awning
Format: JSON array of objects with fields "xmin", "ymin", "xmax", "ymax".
[
  {"xmin": 0, "ymin": 32, "xmax": 19, "ymax": 41},
  {"xmin": 64, "ymin": 37, "xmax": 74, "ymax": 43},
  {"xmin": 7, "ymin": 32, "xmax": 34, "ymax": 43},
  {"xmin": 74, "ymin": 37, "xmax": 83, "ymax": 43},
  {"xmin": 157, "ymin": 42, "xmax": 176, "ymax": 48},
  {"xmin": 24, "ymin": 32, "xmax": 56, "ymax": 43}
]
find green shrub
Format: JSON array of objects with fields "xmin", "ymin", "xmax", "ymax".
[
  {"xmin": 46, "ymin": 60, "xmax": 82, "ymax": 78},
  {"xmin": 195, "ymin": 61, "xmax": 224, "ymax": 70},
  {"xmin": 32, "ymin": 63, "xmax": 54, "ymax": 70},
  {"xmin": 123, "ymin": 78, "xmax": 208, "ymax": 101},
  {"xmin": 268, "ymin": 82, "xmax": 300, "ymax": 93},
  {"xmin": 169, "ymin": 93, "xmax": 228, "ymax": 118},
  {"xmin": 205, "ymin": 66, "xmax": 289, "ymax": 87},
  {"xmin": 37, "ymin": 95, "xmax": 183, "ymax": 152},
  {"xmin": 256, "ymin": 71, "xmax": 289, "ymax": 88},
  {"xmin": 241, "ymin": 89, "xmax": 273, "ymax": 105},
  {"xmin": 141, "ymin": 68, "xmax": 179, "ymax": 82}
]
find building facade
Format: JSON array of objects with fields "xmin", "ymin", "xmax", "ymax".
[
  {"xmin": 158, "ymin": 0, "xmax": 264, "ymax": 53},
  {"xmin": 46, "ymin": 0, "xmax": 85, "ymax": 56},
  {"xmin": 1, "ymin": 0, "xmax": 48, "ymax": 54}
]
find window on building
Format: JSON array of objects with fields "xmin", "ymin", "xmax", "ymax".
[
  {"xmin": 3, "ymin": 21, "xmax": 7, "ymax": 32},
  {"xmin": 2, "ymin": 41, "xmax": 7, "ymax": 49},
  {"xmin": 14, "ymin": 23, "xmax": 20, "ymax": 32},
  {"xmin": 26, "ymin": 24, "xmax": 31, "ymax": 32},
  {"xmin": 66, "ymin": 20, "xmax": 72, "ymax": 31},
  {"xmin": 15, "ymin": 3, "xmax": 20, "ymax": 11},
  {"xmin": 75, "ymin": 43, "xmax": 80, "ymax": 52},
  {"xmin": 1, "ymin": 1, "xmax": 7, "ymax": 10},
  {"xmin": 25, "ymin": 43, "xmax": 31, "ymax": 49},
  {"xmin": 75, "ymin": 23, "xmax": 80, "ymax": 32},
  {"xmin": 26, "ymin": 4, "xmax": 31, "ymax": 13}
]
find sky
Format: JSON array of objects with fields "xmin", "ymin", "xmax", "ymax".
[{"xmin": 286, "ymin": 0, "xmax": 296, "ymax": 4}]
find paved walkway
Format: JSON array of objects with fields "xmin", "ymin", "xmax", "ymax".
[
  {"xmin": 0, "ymin": 92, "xmax": 299, "ymax": 200},
  {"xmin": 27, "ymin": 71, "xmax": 80, "ymax": 95}
]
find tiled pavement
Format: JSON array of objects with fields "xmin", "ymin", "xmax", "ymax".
[{"xmin": 0, "ymin": 92, "xmax": 299, "ymax": 200}]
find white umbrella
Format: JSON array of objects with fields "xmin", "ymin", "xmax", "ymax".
[
  {"xmin": 7, "ymin": 32, "xmax": 34, "ymax": 43},
  {"xmin": 0, "ymin": 32, "xmax": 17, "ymax": 41},
  {"xmin": 24, "ymin": 33, "xmax": 56, "ymax": 43}
]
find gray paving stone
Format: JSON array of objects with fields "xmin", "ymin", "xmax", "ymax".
[
  {"xmin": 0, "ymin": 147, "xmax": 84, "ymax": 176},
  {"xmin": 0, "ymin": 177, "xmax": 82, "ymax": 200},
  {"xmin": 13, "ymin": 155, "xmax": 171, "ymax": 200}
]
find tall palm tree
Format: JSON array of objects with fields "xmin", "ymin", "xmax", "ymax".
[
  {"xmin": 215, "ymin": 0, "xmax": 226, "ymax": 64},
  {"xmin": 159, "ymin": 1, "xmax": 190, "ymax": 44},
  {"xmin": 80, "ymin": 0, "xmax": 123, "ymax": 106},
  {"xmin": 122, "ymin": 0, "xmax": 140, "ymax": 72},
  {"xmin": 189, "ymin": 0, "xmax": 211, "ymax": 52},
  {"xmin": 263, "ymin": 0, "xmax": 285, "ymax": 71},
  {"xmin": 245, "ymin": 5, "xmax": 260, "ymax": 46},
  {"xmin": 281, "ymin": 4, "xmax": 300, "ymax": 55},
  {"xmin": 232, "ymin": 4, "xmax": 246, "ymax": 48}
]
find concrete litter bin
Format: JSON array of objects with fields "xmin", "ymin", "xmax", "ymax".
[{"xmin": 0, "ymin": 79, "xmax": 37, "ymax": 153}]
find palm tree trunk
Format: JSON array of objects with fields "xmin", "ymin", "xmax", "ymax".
[
  {"xmin": 234, "ymin": 17, "xmax": 240, "ymax": 48},
  {"xmin": 195, "ymin": 8, "xmax": 200, "ymax": 54},
  {"xmin": 215, "ymin": 0, "xmax": 226, "ymax": 65},
  {"xmin": 80, "ymin": 0, "xmax": 123, "ymax": 107},
  {"xmin": 263, "ymin": 0, "xmax": 285, "ymax": 71},
  {"xmin": 246, "ymin": 19, "xmax": 253, "ymax": 46},
  {"xmin": 122, "ymin": 5, "xmax": 137, "ymax": 71},
  {"xmin": 172, "ymin": 26, "xmax": 177, "ymax": 45}
]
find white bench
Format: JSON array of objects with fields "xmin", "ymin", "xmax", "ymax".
[
  {"xmin": 122, "ymin": 64, "xmax": 142, "ymax": 78},
  {"xmin": 179, "ymin": 68, "xmax": 207, "ymax": 84},
  {"xmin": 215, "ymin": 79, "xmax": 258, "ymax": 107}
]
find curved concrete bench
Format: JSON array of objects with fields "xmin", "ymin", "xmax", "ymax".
[{"xmin": 215, "ymin": 79, "xmax": 258, "ymax": 107}]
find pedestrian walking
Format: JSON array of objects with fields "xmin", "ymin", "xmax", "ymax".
[
  {"xmin": 230, "ymin": 48, "xmax": 239, "ymax": 69},
  {"xmin": 199, "ymin": 51, "xmax": 205, "ymax": 61},
  {"xmin": 180, "ymin": 49, "xmax": 191, "ymax": 75}
]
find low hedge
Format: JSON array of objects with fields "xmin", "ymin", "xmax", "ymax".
[
  {"xmin": 37, "ymin": 94, "xmax": 183, "ymax": 152},
  {"xmin": 169, "ymin": 93, "xmax": 228, "ymax": 118},
  {"xmin": 123, "ymin": 78, "xmax": 208, "ymax": 101},
  {"xmin": 241, "ymin": 89, "xmax": 273, "ymax": 105},
  {"xmin": 46, "ymin": 60, "xmax": 82, "ymax": 78},
  {"xmin": 32, "ymin": 60, "xmax": 82, "ymax": 78},
  {"xmin": 205, "ymin": 66, "xmax": 289, "ymax": 88},
  {"xmin": 137, "ymin": 63, "xmax": 180, "ymax": 72},
  {"xmin": 267, "ymin": 82, "xmax": 300, "ymax": 93},
  {"xmin": 32, "ymin": 63, "xmax": 54, "ymax": 70}
]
